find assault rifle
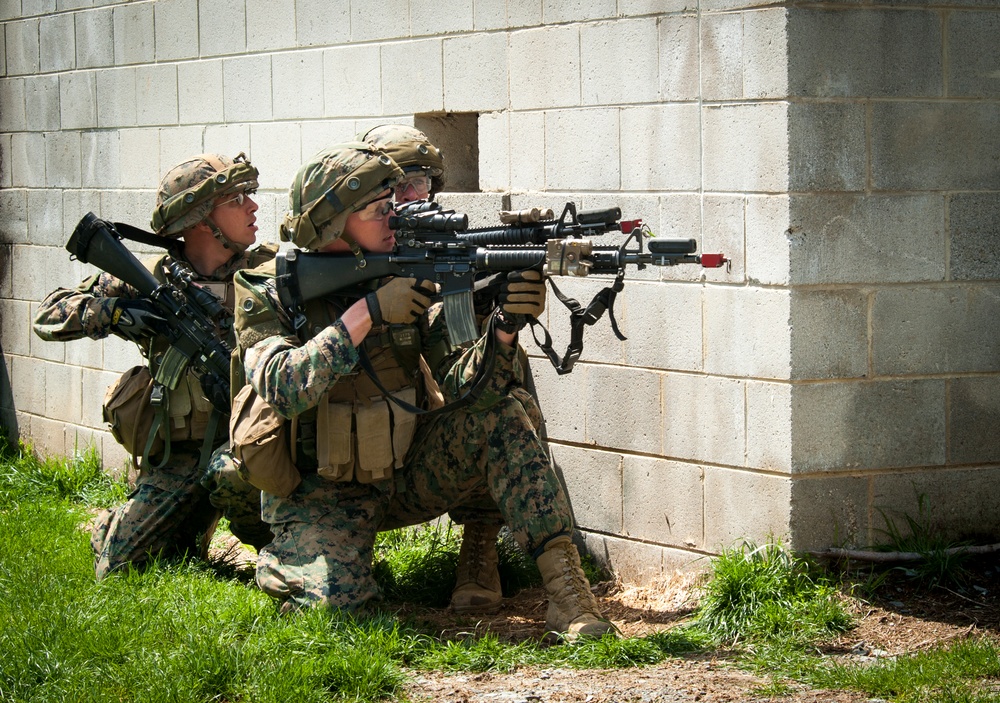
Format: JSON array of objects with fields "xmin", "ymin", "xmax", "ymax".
[
  {"xmin": 66, "ymin": 212, "xmax": 233, "ymax": 412},
  {"xmin": 274, "ymin": 201, "xmax": 728, "ymax": 374}
]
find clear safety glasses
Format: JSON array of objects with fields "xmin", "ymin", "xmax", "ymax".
[
  {"xmin": 394, "ymin": 173, "xmax": 432, "ymax": 200},
  {"xmin": 354, "ymin": 192, "xmax": 395, "ymax": 221}
]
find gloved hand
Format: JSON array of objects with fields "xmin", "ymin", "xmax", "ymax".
[
  {"xmin": 367, "ymin": 277, "xmax": 438, "ymax": 326},
  {"xmin": 110, "ymin": 297, "xmax": 166, "ymax": 342},
  {"xmin": 499, "ymin": 269, "xmax": 546, "ymax": 319}
]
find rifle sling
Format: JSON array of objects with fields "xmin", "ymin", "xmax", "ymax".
[
  {"xmin": 112, "ymin": 221, "xmax": 183, "ymax": 257},
  {"xmin": 355, "ymin": 316, "xmax": 500, "ymax": 418}
]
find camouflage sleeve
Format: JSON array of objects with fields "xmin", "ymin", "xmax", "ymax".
[
  {"xmin": 244, "ymin": 318, "xmax": 361, "ymax": 418},
  {"xmin": 437, "ymin": 329, "xmax": 524, "ymax": 412},
  {"xmin": 32, "ymin": 272, "xmax": 138, "ymax": 342}
]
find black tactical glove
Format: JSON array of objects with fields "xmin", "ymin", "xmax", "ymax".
[
  {"xmin": 496, "ymin": 270, "xmax": 546, "ymax": 333},
  {"xmin": 367, "ymin": 277, "xmax": 438, "ymax": 326},
  {"xmin": 110, "ymin": 297, "xmax": 166, "ymax": 342}
]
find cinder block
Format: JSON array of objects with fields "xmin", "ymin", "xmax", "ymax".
[
  {"xmin": 96, "ymin": 67, "xmax": 137, "ymax": 127},
  {"xmin": 57, "ymin": 0, "xmax": 92, "ymax": 10},
  {"xmin": 658, "ymin": 14, "xmax": 699, "ymax": 101},
  {"xmin": 66, "ymin": 425, "xmax": 103, "ymax": 460},
  {"xmin": 136, "ymin": 65, "xmax": 178, "ymax": 126},
  {"xmin": 872, "ymin": 103, "xmax": 1000, "ymax": 191},
  {"xmin": 787, "ymin": 8, "xmax": 942, "ymax": 98},
  {"xmin": 295, "ymin": 0, "xmax": 350, "ymax": 46},
  {"xmin": 698, "ymin": 194, "xmax": 745, "ymax": 283},
  {"xmin": 249, "ymin": 122, "xmax": 303, "ymax": 193},
  {"xmin": 623, "ymin": 0, "xmax": 696, "ymax": 14},
  {"xmin": 546, "ymin": 109, "xmax": 619, "ymax": 190},
  {"xmin": 791, "ymin": 380, "xmax": 946, "ymax": 472},
  {"xmin": 703, "ymin": 0, "xmax": 785, "ymax": 9},
  {"xmin": 5, "ymin": 19, "xmax": 39, "ymax": 76},
  {"xmin": 273, "ymin": 51, "xmax": 324, "ymax": 120},
  {"xmin": 0, "ymin": 135, "xmax": 9, "ymax": 188},
  {"xmin": 474, "ymin": 0, "xmax": 505, "ymax": 30},
  {"xmin": 703, "ymin": 102, "xmax": 789, "ymax": 193},
  {"xmin": 539, "ymin": 274, "xmax": 624, "ymax": 366},
  {"xmin": 178, "ymin": 60, "xmax": 224, "ymax": 125},
  {"xmin": 950, "ymin": 193, "xmax": 1000, "ymax": 281},
  {"xmin": 950, "ymin": 376, "xmax": 1000, "ymax": 466},
  {"xmin": 444, "ymin": 33, "xmax": 508, "ymax": 112},
  {"xmin": 744, "ymin": 8, "xmax": 788, "ymax": 99},
  {"xmin": 0, "ymin": 299, "xmax": 31, "ymax": 356},
  {"xmin": 790, "ymin": 474, "xmax": 870, "ymax": 550},
  {"xmin": 25, "ymin": 75, "xmax": 60, "ymax": 131},
  {"xmin": 30, "ymin": 307, "xmax": 67, "ymax": 362},
  {"xmin": 62, "ymin": 190, "xmax": 102, "ymax": 233},
  {"xmin": 700, "ymin": 12, "xmax": 742, "ymax": 101},
  {"xmin": 224, "ymin": 56, "xmax": 272, "ymax": 122},
  {"xmin": 704, "ymin": 467, "xmax": 792, "ymax": 550},
  {"xmin": 788, "ymin": 102, "xmax": 866, "ymax": 192},
  {"xmin": 0, "ymin": 78, "xmax": 26, "ymax": 131},
  {"xmin": 300, "ymin": 120, "xmax": 356, "ymax": 162},
  {"xmin": 786, "ymin": 194, "xmax": 945, "ymax": 285},
  {"xmin": 27, "ymin": 190, "xmax": 65, "ymax": 246},
  {"xmin": 746, "ymin": 380, "xmax": 792, "ymax": 474},
  {"xmin": 412, "ymin": 0, "xmax": 474, "ymax": 36},
  {"xmin": 82, "ymin": 367, "xmax": 117, "ymax": 427},
  {"xmin": 154, "ymin": 0, "xmax": 198, "ymax": 61},
  {"xmin": 663, "ymin": 373, "xmax": 745, "ymax": 467},
  {"xmin": 0, "ymin": 190, "xmax": 28, "ymax": 244},
  {"xmin": 113, "ymin": 3, "xmax": 154, "ymax": 65},
  {"xmin": 323, "ymin": 45, "xmax": 382, "ymax": 117},
  {"xmin": 102, "ymin": 335, "xmax": 143, "ymax": 374},
  {"xmin": 873, "ymin": 467, "xmax": 1000, "ymax": 545},
  {"xmin": 381, "ymin": 40, "xmax": 444, "ymax": 115},
  {"xmin": 509, "ymin": 111, "xmax": 544, "ymax": 191},
  {"xmin": 101, "ymin": 432, "xmax": 131, "ymax": 476},
  {"xmin": 581, "ymin": 19, "xmax": 659, "ymax": 106},
  {"xmin": 11, "ymin": 355, "xmax": 46, "ymax": 415},
  {"xmin": 586, "ymin": 365, "xmax": 663, "ymax": 454},
  {"xmin": 204, "ymin": 123, "xmax": 252, "ymax": 167},
  {"xmin": 158, "ymin": 125, "xmax": 205, "ymax": 181},
  {"xmin": 100, "ymin": 188, "xmax": 154, "ymax": 230},
  {"xmin": 351, "ymin": 0, "xmax": 408, "ymax": 42},
  {"xmin": 27, "ymin": 414, "xmax": 66, "ymax": 459},
  {"xmin": 45, "ymin": 131, "xmax": 83, "ymax": 189},
  {"xmin": 528, "ymin": 354, "xmax": 587, "ymax": 444},
  {"xmin": 509, "ymin": 25, "xmax": 580, "ymax": 110},
  {"xmin": 432, "ymin": 192, "xmax": 506, "ymax": 227},
  {"xmin": 59, "ymin": 71, "xmax": 98, "ymax": 130},
  {"xmin": 43, "ymin": 359, "xmax": 83, "ymax": 423},
  {"xmin": 544, "ymin": 0, "xmax": 615, "ymax": 23},
  {"xmin": 39, "ymin": 12, "xmax": 75, "ymax": 72},
  {"xmin": 76, "ymin": 7, "xmax": 114, "ymax": 68},
  {"xmin": 199, "ymin": 0, "xmax": 246, "ymax": 56},
  {"xmin": 82, "ymin": 131, "xmax": 122, "ymax": 189},
  {"xmin": 659, "ymin": 193, "xmax": 702, "ymax": 241},
  {"xmin": 477, "ymin": 111, "xmax": 509, "ymax": 191},
  {"xmin": 576, "ymin": 531, "xmax": 669, "ymax": 586},
  {"xmin": 551, "ymin": 444, "xmax": 623, "ymax": 535},
  {"xmin": 704, "ymin": 286, "xmax": 791, "ymax": 379},
  {"xmin": 507, "ymin": 0, "xmax": 542, "ymax": 29},
  {"xmin": 624, "ymin": 455, "xmax": 703, "ymax": 550},
  {"xmin": 118, "ymin": 128, "xmax": 161, "ymax": 188},
  {"xmin": 247, "ymin": 0, "xmax": 295, "ymax": 52},
  {"xmin": 620, "ymin": 105, "xmax": 700, "ymax": 191},
  {"xmin": 790, "ymin": 288, "xmax": 868, "ymax": 380},
  {"xmin": 11, "ymin": 133, "xmax": 47, "ymax": 188},
  {"xmin": 621, "ymin": 281, "xmax": 703, "ymax": 372},
  {"xmin": 0, "ymin": 29, "xmax": 5, "ymax": 76},
  {"xmin": 872, "ymin": 286, "xmax": 1000, "ymax": 375},
  {"xmin": 65, "ymin": 335, "xmax": 104, "ymax": 373},
  {"xmin": 948, "ymin": 11, "xmax": 1000, "ymax": 98}
]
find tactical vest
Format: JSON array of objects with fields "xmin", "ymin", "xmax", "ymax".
[{"xmin": 233, "ymin": 263, "xmax": 425, "ymax": 485}]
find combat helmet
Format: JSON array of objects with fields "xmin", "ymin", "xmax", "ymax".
[
  {"xmin": 356, "ymin": 125, "xmax": 445, "ymax": 197},
  {"xmin": 281, "ymin": 141, "xmax": 403, "ymax": 251},
  {"xmin": 150, "ymin": 152, "xmax": 259, "ymax": 251}
]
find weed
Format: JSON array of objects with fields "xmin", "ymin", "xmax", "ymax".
[{"xmin": 875, "ymin": 493, "xmax": 972, "ymax": 588}]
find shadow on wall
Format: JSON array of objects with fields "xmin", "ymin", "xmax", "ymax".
[{"xmin": 0, "ymin": 344, "xmax": 19, "ymax": 446}]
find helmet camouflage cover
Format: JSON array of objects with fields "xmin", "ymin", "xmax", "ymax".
[
  {"xmin": 151, "ymin": 152, "xmax": 259, "ymax": 237},
  {"xmin": 281, "ymin": 141, "xmax": 403, "ymax": 251},
  {"xmin": 356, "ymin": 124, "xmax": 445, "ymax": 195}
]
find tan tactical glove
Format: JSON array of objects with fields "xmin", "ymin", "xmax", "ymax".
[
  {"xmin": 499, "ymin": 269, "xmax": 546, "ymax": 319},
  {"xmin": 367, "ymin": 277, "xmax": 438, "ymax": 325}
]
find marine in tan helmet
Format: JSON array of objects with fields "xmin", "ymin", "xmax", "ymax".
[
  {"xmin": 33, "ymin": 152, "xmax": 277, "ymax": 580},
  {"xmin": 356, "ymin": 124, "xmax": 445, "ymax": 202},
  {"xmin": 231, "ymin": 142, "xmax": 616, "ymax": 642}
]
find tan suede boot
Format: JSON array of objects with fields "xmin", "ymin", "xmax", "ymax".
[
  {"xmin": 536, "ymin": 535, "xmax": 617, "ymax": 642},
  {"xmin": 450, "ymin": 523, "xmax": 503, "ymax": 613}
]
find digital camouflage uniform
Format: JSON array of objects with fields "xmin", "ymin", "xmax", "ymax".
[
  {"xmin": 234, "ymin": 271, "xmax": 573, "ymax": 613},
  {"xmin": 32, "ymin": 154, "xmax": 273, "ymax": 578}
]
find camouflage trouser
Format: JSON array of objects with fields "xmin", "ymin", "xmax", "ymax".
[
  {"xmin": 91, "ymin": 443, "xmax": 271, "ymax": 579},
  {"xmin": 255, "ymin": 388, "xmax": 571, "ymax": 613}
]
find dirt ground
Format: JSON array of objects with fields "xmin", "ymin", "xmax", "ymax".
[{"xmin": 212, "ymin": 537, "xmax": 1000, "ymax": 703}]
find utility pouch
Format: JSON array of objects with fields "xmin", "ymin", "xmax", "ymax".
[
  {"xmin": 102, "ymin": 365, "xmax": 162, "ymax": 462},
  {"xmin": 230, "ymin": 384, "xmax": 301, "ymax": 497},
  {"xmin": 315, "ymin": 400, "xmax": 354, "ymax": 482},
  {"xmin": 355, "ymin": 396, "xmax": 393, "ymax": 482}
]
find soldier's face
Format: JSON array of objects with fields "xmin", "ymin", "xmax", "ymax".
[
  {"xmin": 344, "ymin": 190, "xmax": 396, "ymax": 253},
  {"xmin": 211, "ymin": 189, "xmax": 259, "ymax": 250}
]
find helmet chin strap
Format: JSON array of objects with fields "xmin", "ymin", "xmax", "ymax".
[{"xmin": 205, "ymin": 216, "xmax": 249, "ymax": 257}]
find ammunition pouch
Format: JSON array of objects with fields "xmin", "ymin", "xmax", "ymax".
[
  {"xmin": 103, "ymin": 365, "xmax": 162, "ymax": 465},
  {"xmin": 230, "ymin": 384, "xmax": 301, "ymax": 497}
]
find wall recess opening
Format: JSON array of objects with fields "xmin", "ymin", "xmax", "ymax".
[{"xmin": 414, "ymin": 112, "xmax": 479, "ymax": 193}]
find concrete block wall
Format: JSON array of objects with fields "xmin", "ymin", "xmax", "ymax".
[{"xmin": 1, "ymin": 0, "xmax": 997, "ymax": 585}]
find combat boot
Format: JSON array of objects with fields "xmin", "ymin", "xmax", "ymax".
[
  {"xmin": 450, "ymin": 523, "xmax": 503, "ymax": 613},
  {"xmin": 536, "ymin": 534, "xmax": 617, "ymax": 642}
]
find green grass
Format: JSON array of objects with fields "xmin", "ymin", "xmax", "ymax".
[{"xmin": 3, "ymin": 438, "xmax": 999, "ymax": 703}]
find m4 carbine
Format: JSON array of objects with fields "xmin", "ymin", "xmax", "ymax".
[
  {"xmin": 274, "ymin": 201, "xmax": 727, "ymax": 373},
  {"xmin": 66, "ymin": 212, "xmax": 233, "ymax": 412}
]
